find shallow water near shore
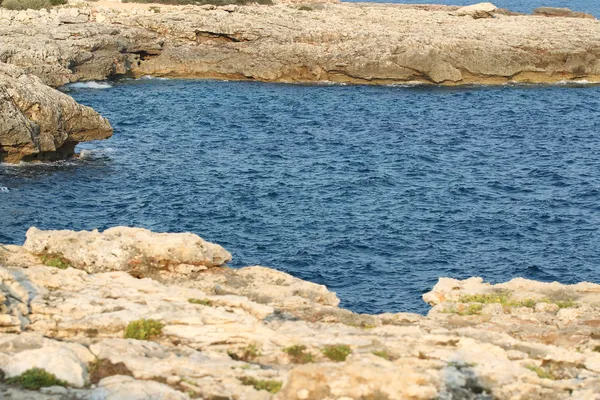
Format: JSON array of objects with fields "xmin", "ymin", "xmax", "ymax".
[{"xmin": 2, "ymin": 79, "xmax": 600, "ymax": 314}]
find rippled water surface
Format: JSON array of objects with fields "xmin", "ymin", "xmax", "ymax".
[
  {"xmin": 2, "ymin": 79, "xmax": 600, "ymax": 314},
  {"xmin": 345, "ymin": 0, "xmax": 600, "ymax": 15}
]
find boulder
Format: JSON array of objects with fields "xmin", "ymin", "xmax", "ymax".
[
  {"xmin": 0, "ymin": 63, "xmax": 112, "ymax": 163},
  {"xmin": 23, "ymin": 226, "xmax": 232, "ymax": 276},
  {"xmin": 533, "ymin": 7, "xmax": 595, "ymax": 19},
  {"xmin": 453, "ymin": 2, "xmax": 497, "ymax": 18}
]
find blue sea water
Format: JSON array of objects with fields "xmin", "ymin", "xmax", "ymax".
[
  {"xmin": 2, "ymin": 79, "xmax": 600, "ymax": 314},
  {"xmin": 344, "ymin": 0, "xmax": 599, "ymax": 16}
]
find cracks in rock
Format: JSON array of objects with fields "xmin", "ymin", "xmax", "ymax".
[{"xmin": 195, "ymin": 30, "xmax": 249, "ymax": 44}]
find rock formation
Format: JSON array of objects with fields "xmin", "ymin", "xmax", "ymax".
[
  {"xmin": 0, "ymin": 63, "xmax": 112, "ymax": 163},
  {"xmin": 1, "ymin": 227, "xmax": 599, "ymax": 399},
  {"xmin": 2, "ymin": 2, "xmax": 600, "ymax": 163}
]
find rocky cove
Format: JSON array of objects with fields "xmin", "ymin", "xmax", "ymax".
[
  {"xmin": 3, "ymin": 1, "xmax": 600, "ymax": 161},
  {"xmin": 0, "ymin": 227, "xmax": 599, "ymax": 399},
  {"xmin": 2, "ymin": 1, "xmax": 600, "ymax": 399}
]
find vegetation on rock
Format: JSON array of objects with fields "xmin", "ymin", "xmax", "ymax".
[
  {"xmin": 40, "ymin": 254, "xmax": 70, "ymax": 269},
  {"xmin": 526, "ymin": 365, "xmax": 556, "ymax": 380},
  {"xmin": 372, "ymin": 350, "xmax": 392, "ymax": 360},
  {"xmin": 1, "ymin": 0, "xmax": 66, "ymax": 10},
  {"xmin": 124, "ymin": 319, "xmax": 164, "ymax": 340},
  {"xmin": 88, "ymin": 359, "xmax": 133, "ymax": 384},
  {"xmin": 188, "ymin": 298, "xmax": 213, "ymax": 306},
  {"xmin": 5, "ymin": 368, "xmax": 68, "ymax": 390},
  {"xmin": 228, "ymin": 343, "xmax": 261, "ymax": 362},
  {"xmin": 239, "ymin": 376, "xmax": 282, "ymax": 394},
  {"xmin": 321, "ymin": 344, "xmax": 352, "ymax": 362},
  {"xmin": 283, "ymin": 345, "xmax": 314, "ymax": 364}
]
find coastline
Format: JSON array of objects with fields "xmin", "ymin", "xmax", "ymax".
[{"xmin": 1, "ymin": 227, "xmax": 599, "ymax": 399}]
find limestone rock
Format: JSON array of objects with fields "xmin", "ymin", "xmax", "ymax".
[
  {"xmin": 23, "ymin": 226, "xmax": 232, "ymax": 276},
  {"xmin": 0, "ymin": 63, "xmax": 113, "ymax": 163},
  {"xmin": 453, "ymin": 2, "xmax": 497, "ymax": 19},
  {"xmin": 2, "ymin": 228, "xmax": 600, "ymax": 399},
  {"xmin": 534, "ymin": 7, "xmax": 595, "ymax": 19}
]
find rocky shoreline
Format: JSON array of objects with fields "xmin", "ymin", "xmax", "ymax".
[
  {"xmin": 3, "ymin": 1, "xmax": 600, "ymax": 162},
  {"xmin": 1, "ymin": 227, "xmax": 599, "ymax": 399}
]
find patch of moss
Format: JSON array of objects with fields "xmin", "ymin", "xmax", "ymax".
[
  {"xmin": 40, "ymin": 254, "xmax": 70, "ymax": 269},
  {"xmin": 372, "ymin": 350, "xmax": 392, "ymax": 360},
  {"xmin": 593, "ymin": 346, "xmax": 600, "ymax": 352},
  {"xmin": 525, "ymin": 365, "xmax": 556, "ymax": 380},
  {"xmin": 283, "ymin": 345, "xmax": 314, "ymax": 364},
  {"xmin": 228, "ymin": 343, "xmax": 261, "ymax": 362},
  {"xmin": 188, "ymin": 298, "xmax": 213, "ymax": 306},
  {"xmin": 5, "ymin": 368, "xmax": 68, "ymax": 390},
  {"xmin": 321, "ymin": 344, "xmax": 352, "ymax": 362},
  {"xmin": 124, "ymin": 319, "xmax": 164, "ymax": 340},
  {"xmin": 239, "ymin": 377, "xmax": 282, "ymax": 394}
]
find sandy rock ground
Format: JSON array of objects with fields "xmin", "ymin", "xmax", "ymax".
[{"xmin": 1, "ymin": 227, "xmax": 599, "ymax": 399}]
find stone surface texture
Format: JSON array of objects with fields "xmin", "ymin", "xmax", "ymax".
[
  {"xmin": 0, "ymin": 63, "xmax": 112, "ymax": 163},
  {"xmin": 1, "ymin": 228, "xmax": 600, "ymax": 399}
]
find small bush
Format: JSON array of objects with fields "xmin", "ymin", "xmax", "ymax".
[
  {"xmin": 321, "ymin": 344, "xmax": 352, "ymax": 362},
  {"xmin": 283, "ymin": 345, "xmax": 314, "ymax": 364},
  {"xmin": 1, "ymin": 0, "xmax": 55, "ymax": 10},
  {"xmin": 228, "ymin": 343, "xmax": 261, "ymax": 362},
  {"xmin": 88, "ymin": 359, "xmax": 133, "ymax": 384},
  {"xmin": 188, "ymin": 298, "xmax": 213, "ymax": 306},
  {"xmin": 5, "ymin": 368, "xmax": 68, "ymax": 390},
  {"xmin": 239, "ymin": 377, "xmax": 282, "ymax": 394},
  {"xmin": 40, "ymin": 254, "xmax": 70, "ymax": 269},
  {"xmin": 526, "ymin": 365, "xmax": 556, "ymax": 380},
  {"xmin": 124, "ymin": 319, "xmax": 164, "ymax": 340},
  {"xmin": 298, "ymin": 5, "xmax": 312, "ymax": 11},
  {"xmin": 593, "ymin": 345, "xmax": 600, "ymax": 352}
]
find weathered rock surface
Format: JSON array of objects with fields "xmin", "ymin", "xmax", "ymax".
[
  {"xmin": 0, "ymin": 63, "xmax": 112, "ymax": 163},
  {"xmin": 1, "ymin": 2, "xmax": 600, "ymax": 89},
  {"xmin": 23, "ymin": 226, "xmax": 232, "ymax": 276},
  {"xmin": 533, "ymin": 7, "xmax": 595, "ymax": 19},
  {"xmin": 1, "ymin": 228, "xmax": 600, "ymax": 399}
]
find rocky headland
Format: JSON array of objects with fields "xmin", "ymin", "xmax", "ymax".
[
  {"xmin": 2, "ymin": 1, "xmax": 600, "ymax": 162},
  {"xmin": 0, "ymin": 227, "xmax": 599, "ymax": 399}
]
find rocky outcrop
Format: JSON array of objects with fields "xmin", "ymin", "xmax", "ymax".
[
  {"xmin": 1, "ymin": 3, "xmax": 600, "ymax": 89},
  {"xmin": 1, "ymin": 228, "xmax": 600, "ymax": 399},
  {"xmin": 533, "ymin": 7, "xmax": 595, "ymax": 19},
  {"xmin": 0, "ymin": 63, "xmax": 112, "ymax": 163}
]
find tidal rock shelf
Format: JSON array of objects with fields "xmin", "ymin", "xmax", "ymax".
[{"xmin": 1, "ymin": 227, "xmax": 599, "ymax": 399}]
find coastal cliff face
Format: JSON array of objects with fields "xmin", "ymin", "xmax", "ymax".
[
  {"xmin": 2, "ymin": 3, "xmax": 600, "ymax": 87},
  {"xmin": 1, "ymin": 227, "xmax": 599, "ymax": 399},
  {"xmin": 0, "ymin": 63, "xmax": 112, "ymax": 163}
]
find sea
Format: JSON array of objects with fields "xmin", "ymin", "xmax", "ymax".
[{"xmin": 2, "ymin": 78, "xmax": 600, "ymax": 315}]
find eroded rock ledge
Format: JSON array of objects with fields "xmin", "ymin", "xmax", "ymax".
[
  {"xmin": 0, "ymin": 63, "xmax": 112, "ymax": 163},
  {"xmin": 1, "ymin": 227, "xmax": 599, "ymax": 399}
]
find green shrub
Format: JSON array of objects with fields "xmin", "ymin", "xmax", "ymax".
[
  {"xmin": 2, "ymin": 0, "xmax": 54, "ymax": 10},
  {"xmin": 40, "ymin": 254, "xmax": 70, "ymax": 269},
  {"xmin": 525, "ymin": 365, "xmax": 556, "ymax": 380},
  {"xmin": 188, "ymin": 298, "xmax": 213, "ymax": 306},
  {"xmin": 321, "ymin": 344, "xmax": 352, "ymax": 362},
  {"xmin": 239, "ymin": 377, "xmax": 282, "ymax": 394},
  {"xmin": 228, "ymin": 343, "xmax": 261, "ymax": 362},
  {"xmin": 283, "ymin": 345, "xmax": 314, "ymax": 364},
  {"xmin": 5, "ymin": 368, "xmax": 68, "ymax": 390},
  {"xmin": 124, "ymin": 319, "xmax": 164, "ymax": 340}
]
